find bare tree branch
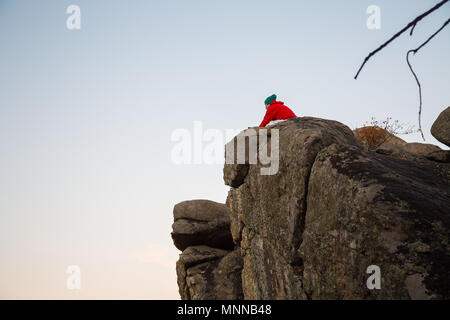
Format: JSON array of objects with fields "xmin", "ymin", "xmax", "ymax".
[
  {"xmin": 406, "ymin": 18, "xmax": 450, "ymax": 141},
  {"xmin": 408, "ymin": 18, "xmax": 450, "ymax": 55},
  {"xmin": 354, "ymin": 0, "xmax": 449, "ymax": 79}
]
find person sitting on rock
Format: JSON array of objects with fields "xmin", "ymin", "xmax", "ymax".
[{"xmin": 259, "ymin": 94, "xmax": 297, "ymax": 127}]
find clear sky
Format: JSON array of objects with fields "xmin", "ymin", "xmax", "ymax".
[{"xmin": 0, "ymin": 0, "xmax": 449, "ymax": 299}]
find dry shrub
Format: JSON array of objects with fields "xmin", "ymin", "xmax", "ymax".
[{"xmin": 354, "ymin": 117, "xmax": 415, "ymax": 151}]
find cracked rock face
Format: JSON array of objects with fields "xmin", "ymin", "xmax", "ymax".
[
  {"xmin": 172, "ymin": 200, "xmax": 242, "ymax": 299},
  {"xmin": 173, "ymin": 117, "xmax": 450, "ymax": 300},
  {"xmin": 301, "ymin": 143, "xmax": 449, "ymax": 299},
  {"xmin": 224, "ymin": 117, "xmax": 363, "ymax": 299},
  {"xmin": 176, "ymin": 245, "xmax": 243, "ymax": 300}
]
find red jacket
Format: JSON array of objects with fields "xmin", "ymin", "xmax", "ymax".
[{"xmin": 259, "ymin": 101, "xmax": 297, "ymax": 127}]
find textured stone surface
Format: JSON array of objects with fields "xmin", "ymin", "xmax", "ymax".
[
  {"xmin": 301, "ymin": 143, "xmax": 450, "ymax": 299},
  {"xmin": 224, "ymin": 117, "xmax": 363, "ymax": 299},
  {"xmin": 431, "ymin": 107, "xmax": 450, "ymax": 147},
  {"xmin": 224, "ymin": 117, "xmax": 449, "ymax": 300},
  {"xmin": 171, "ymin": 200, "xmax": 234, "ymax": 251},
  {"xmin": 353, "ymin": 127, "xmax": 443, "ymax": 158},
  {"xmin": 371, "ymin": 138, "xmax": 441, "ymax": 158},
  {"xmin": 402, "ymin": 142, "xmax": 441, "ymax": 155},
  {"xmin": 240, "ymin": 227, "xmax": 307, "ymax": 299},
  {"xmin": 173, "ymin": 116, "xmax": 450, "ymax": 300},
  {"xmin": 426, "ymin": 150, "xmax": 450, "ymax": 163},
  {"xmin": 176, "ymin": 246, "xmax": 243, "ymax": 300},
  {"xmin": 172, "ymin": 200, "xmax": 243, "ymax": 300}
]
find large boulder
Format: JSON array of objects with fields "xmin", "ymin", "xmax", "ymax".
[
  {"xmin": 431, "ymin": 107, "xmax": 450, "ymax": 147},
  {"xmin": 224, "ymin": 117, "xmax": 449, "ymax": 299},
  {"xmin": 172, "ymin": 116, "xmax": 450, "ymax": 300},
  {"xmin": 225, "ymin": 117, "xmax": 362, "ymax": 299},
  {"xmin": 171, "ymin": 200, "xmax": 234, "ymax": 251},
  {"xmin": 172, "ymin": 200, "xmax": 242, "ymax": 300}
]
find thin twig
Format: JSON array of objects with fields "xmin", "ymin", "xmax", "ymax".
[
  {"xmin": 406, "ymin": 18, "xmax": 450, "ymax": 141},
  {"xmin": 406, "ymin": 51, "xmax": 424, "ymax": 140},
  {"xmin": 354, "ymin": 0, "xmax": 449, "ymax": 79},
  {"xmin": 409, "ymin": 18, "xmax": 450, "ymax": 55},
  {"xmin": 410, "ymin": 23, "xmax": 417, "ymax": 36}
]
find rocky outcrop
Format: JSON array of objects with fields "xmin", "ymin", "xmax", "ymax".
[
  {"xmin": 172, "ymin": 117, "xmax": 450, "ymax": 300},
  {"xmin": 172, "ymin": 200, "xmax": 242, "ymax": 299},
  {"xmin": 353, "ymin": 127, "xmax": 444, "ymax": 160},
  {"xmin": 171, "ymin": 200, "xmax": 234, "ymax": 251},
  {"xmin": 431, "ymin": 107, "xmax": 450, "ymax": 147}
]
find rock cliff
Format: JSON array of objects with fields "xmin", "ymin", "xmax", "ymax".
[{"xmin": 172, "ymin": 116, "xmax": 450, "ymax": 300}]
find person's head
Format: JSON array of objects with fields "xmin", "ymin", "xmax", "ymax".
[{"xmin": 264, "ymin": 94, "xmax": 277, "ymax": 109}]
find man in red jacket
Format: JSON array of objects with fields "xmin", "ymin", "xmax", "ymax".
[{"xmin": 259, "ymin": 94, "xmax": 297, "ymax": 127}]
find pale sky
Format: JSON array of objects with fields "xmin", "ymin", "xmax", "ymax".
[{"xmin": 0, "ymin": 0, "xmax": 449, "ymax": 299}]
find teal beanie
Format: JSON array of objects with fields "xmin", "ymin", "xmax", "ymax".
[{"xmin": 264, "ymin": 94, "xmax": 277, "ymax": 105}]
